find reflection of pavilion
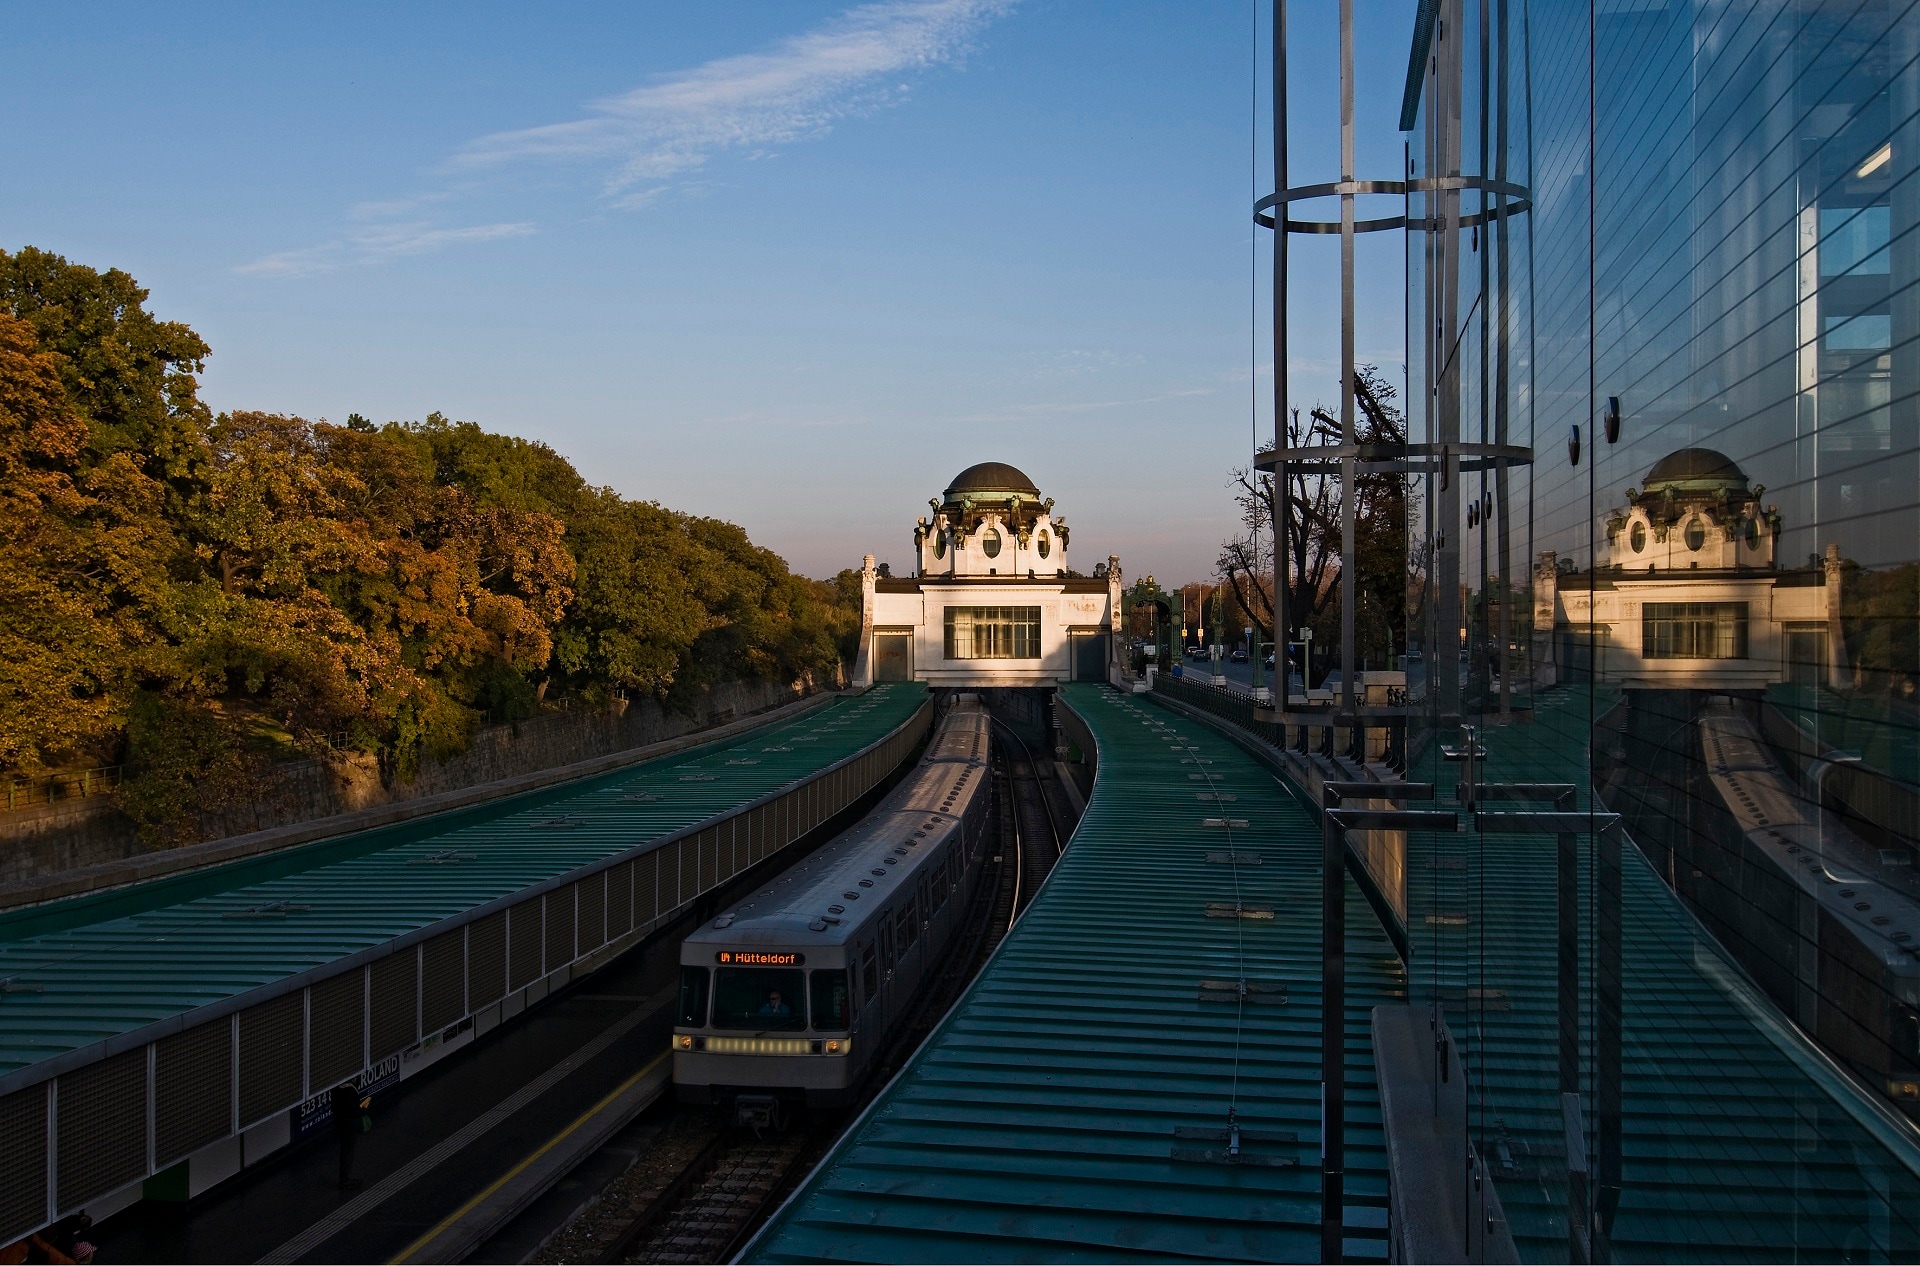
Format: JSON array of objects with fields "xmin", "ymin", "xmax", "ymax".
[{"xmin": 1536, "ymin": 448, "xmax": 1844, "ymax": 689}]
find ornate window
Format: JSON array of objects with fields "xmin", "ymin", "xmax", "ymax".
[
  {"xmin": 1630, "ymin": 522, "xmax": 1646, "ymax": 553},
  {"xmin": 944, "ymin": 607, "xmax": 1041, "ymax": 659},
  {"xmin": 1642, "ymin": 602, "xmax": 1748, "ymax": 659},
  {"xmin": 1684, "ymin": 518, "xmax": 1707, "ymax": 551},
  {"xmin": 1037, "ymin": 532, "xmax": 1050, "ymax": 558},
  {"xmin": 982, "ymin": 529, "xmax": 1003, "ymax": 558}
]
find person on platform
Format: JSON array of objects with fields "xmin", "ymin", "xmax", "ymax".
[{"xmin": 331, "ymin": 1082, "xmax": 370, "ymax": 1192}]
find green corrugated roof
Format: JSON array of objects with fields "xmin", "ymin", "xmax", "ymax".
[
  {"xmin": 747, "ymin": 683, "xmax": 1405, "ymax": 1264},
  {"xmin": 0, "ymin": 686, "xmax": 928, "ymax": 1088},
  {"xmin": 1406, "ymin": 685, "xmax": 1920, "ymax": 1261},
  {"xmin": 754, "ymin": 680, "xmax": 1920, "ymax": 1264}
]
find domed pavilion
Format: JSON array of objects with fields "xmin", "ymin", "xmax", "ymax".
[
  {"xmin": 853, "ymin": 463, "xmax": 1119, "ymax": 688},
  {"xmin": 1534, "ymin": 446, "xmax": 1841, "ymax": 690}
]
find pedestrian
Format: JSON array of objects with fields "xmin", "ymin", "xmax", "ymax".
[{"xmin": 330, "ymin": 1082, "xmax": 370, "ymax": 1192}]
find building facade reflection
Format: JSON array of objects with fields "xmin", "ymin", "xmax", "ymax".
[
  {"xmin": 1539, "ymin": 446, "xmax": 1842, "ymax": 690},
  {"xmin": 1397, "ymin": 0, "xmax": 1920, "ymax": 1257}
]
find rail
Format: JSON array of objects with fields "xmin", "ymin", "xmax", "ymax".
[{"xmin": 2, "ymin": 766, "xmax": 122, "ymax": 814}]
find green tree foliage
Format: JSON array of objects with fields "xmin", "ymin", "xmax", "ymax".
[{"xmin": 0, "ymin": 248, "xmax": 858, "ymax": 844}]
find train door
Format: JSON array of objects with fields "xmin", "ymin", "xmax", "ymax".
[{"xmin": 857, "ymin": 941, "xmax": 879, "ymax": 1019}]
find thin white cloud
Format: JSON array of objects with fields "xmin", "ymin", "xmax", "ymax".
[
  {"xmin": 237, "ymin": 222, "xmax": 535, "ymax": 278},
  {"xmin": 238, "ymin": 0, "xmax": 1009, "ymax": 279},
  {"xmin": 236, "ymin": 245, "xmax": 343, "ymax": 279},
  {"xmin": 358, "ymin": 221, "xmax": 536, "ymax": 259},
  {"xmin": 453, "ymin": 0, "xmax": 1011, "ymax": 196}
]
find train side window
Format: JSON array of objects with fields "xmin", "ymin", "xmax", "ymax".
[
  {"xmin": 677, "ymin": 966, "xmax": 710, "ymax": 1027},
  {"xmin": 861, "ymin": 943, "xmax": 879, "ymax": 998},
  {"xmin": 810, "ymin": 969, "xmax": 850, "ymax": 1031},
  {"xmin": 899, "ymin": 900, "xmax": 919, "ymax": 948},
  {"xmin": 880, "ymin": 923, "xmax": 894, "ymax": 974}
]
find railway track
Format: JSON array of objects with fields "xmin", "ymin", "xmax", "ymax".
[
  {"xmin": 992, "ymin": 717, "xmax": 1065, "ymax": 918},
  {"xmin": 521, "ymin": 715, "xmax": 1070, "ymax": 1265}
]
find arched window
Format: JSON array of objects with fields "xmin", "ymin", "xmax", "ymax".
[
  {"xmin": 1685, "ymin": 518, "xmax": 1706, "ymax": 552},
  {"xmin": 1037, "ymin": 532, "xmax": 1050, "ymax": 559},
  {"xmin": 982, "ymin": 529, "xmax": 1003, "ymax": 559},
  {"xmin": 1630, "ymin": 522, "xmax": 1646, "ymax": 553}
]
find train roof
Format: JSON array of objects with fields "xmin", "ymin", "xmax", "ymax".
[
  {"xmin": 686, "ymin": 710, "xmax": 989, "ymax": 949},
  {"xmin": 1698, "ymin": 702, "xmax": 1920, "ymax": 968}
]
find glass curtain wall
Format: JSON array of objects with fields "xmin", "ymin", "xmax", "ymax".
[{"xmin": 1404, "ymin": 0, "xmax": 1920, "ymax": 1258}]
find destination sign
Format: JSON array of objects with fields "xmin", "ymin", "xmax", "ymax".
[{"xmin": 716, "ymin": 950, "xmax": 805, "ymax": 966}]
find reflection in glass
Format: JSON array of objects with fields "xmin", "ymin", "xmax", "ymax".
[{"xmin": 1401, "ymin": 0, "xmax": 1920, "ymax": 1256}]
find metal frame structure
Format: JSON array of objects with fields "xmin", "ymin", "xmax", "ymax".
[
  {"xmin": 1254, "ymin": 4, "xmax": 1542, "ymax": 1256},
  {"xmin": 1254, "ymin": 0, "xmax": 1533, "ymax": 747}
]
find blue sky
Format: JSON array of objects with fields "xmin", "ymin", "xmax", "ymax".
[{"xmin": 4, "ymin": 0, "xmax": 1415, "ymax": 582}]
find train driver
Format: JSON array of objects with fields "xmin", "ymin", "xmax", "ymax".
[{"xmin": 758, "ymin": 990, "xmax": 792, "ymax": 1019}]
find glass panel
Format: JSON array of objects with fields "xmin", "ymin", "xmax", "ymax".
[
  {"xmin": 809, "ymin": 969, "xmax": 850, "ymax": 1031},
  {"xmin": 676, "ymin": 966, "xmax": 709, "ymax": 1027},
  {"xmin": 1404, "ymin": 0, "xmax": 1920, "ymax": 1256},
  {"xmin": 710, "ymin": 967, "xmax": 805, "ymax": 1030}
]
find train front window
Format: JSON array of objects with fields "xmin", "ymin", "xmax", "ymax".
[
  {"xmin": 712, "ymin": 967, "xmax": 807, "ymax": 1031},
  {"xmin": 677, "ymin": 967, "xmax": 710, "ymax": 1027},
  {"xmin": 810, "ymin": 969, "xmax": 850, "ymax": 1031}
]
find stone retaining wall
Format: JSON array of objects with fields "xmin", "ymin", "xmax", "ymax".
[{"xmin": 0, "ymin": 677, "xmax": 815, "ymax": 889}]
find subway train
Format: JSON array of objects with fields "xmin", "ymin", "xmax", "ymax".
[
  {"xmin": 1694, "ymin": 700, "xmax": 1920, "ymax": 1109},
  {"xmin": 672, "ymin": 695, "xmax": 994, "ymax": 1115}
]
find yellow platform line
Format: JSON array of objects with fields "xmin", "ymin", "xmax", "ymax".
[{"xmin": 392, "ymin": 1050, "xmax": 670, "ymax": 1264}]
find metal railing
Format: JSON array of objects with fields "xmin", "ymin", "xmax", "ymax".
[
  {"xmin": 1154, "ymin": 673, "xmax": 1289, "ymax": 747},
  {"xmin": 3, "ymin": 767, "xmax": 122, "ymax": 815}
]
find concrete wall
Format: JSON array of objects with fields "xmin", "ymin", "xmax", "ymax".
[{"xmin": 0, "ymin": 677, "xmax": 815, "ymax": 888}]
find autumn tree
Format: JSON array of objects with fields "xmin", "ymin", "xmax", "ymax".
[{"xmin": 0, "ymin": 246, "xmax": 860, "ymax": 845}]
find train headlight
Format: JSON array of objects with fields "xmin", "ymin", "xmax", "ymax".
[
  {"xmin": 674, "ymin": 1034, "xmax": 693, "ymax": 1051},
  {"xmin": 824, "ymin": 1038, "xmax": 851, "ymax": 1056}
]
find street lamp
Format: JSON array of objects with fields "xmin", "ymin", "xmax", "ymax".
[
  {"xmin": 1289, "ymin": 627, "xmax": 1315, "ymax": 702},
  {"xmin": 1250, "ymin": 625, "xmax": 1271, "ymax": 704}
]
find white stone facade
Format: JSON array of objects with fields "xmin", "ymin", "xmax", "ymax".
[{"xmin": 851, "ymin": 463, "xmax": 1120, "ymax": 688}]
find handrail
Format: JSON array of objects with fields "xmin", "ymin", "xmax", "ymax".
[{"xmin": 3, "ymin": 767, "xmax": 122, "ymax": 814}]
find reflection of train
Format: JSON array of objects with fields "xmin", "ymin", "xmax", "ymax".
[
  {"xmin": 673, "ymin": 696, "xmax": 993, "ymax": 1113},
  {"xmin": 1695, "ymin": 701, "xmax": 1920, "ymax": 1106}
]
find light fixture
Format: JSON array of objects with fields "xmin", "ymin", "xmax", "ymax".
[{"xmin": 1860, "ymin": 142, "xmax": 1892, "ymax": 178}]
